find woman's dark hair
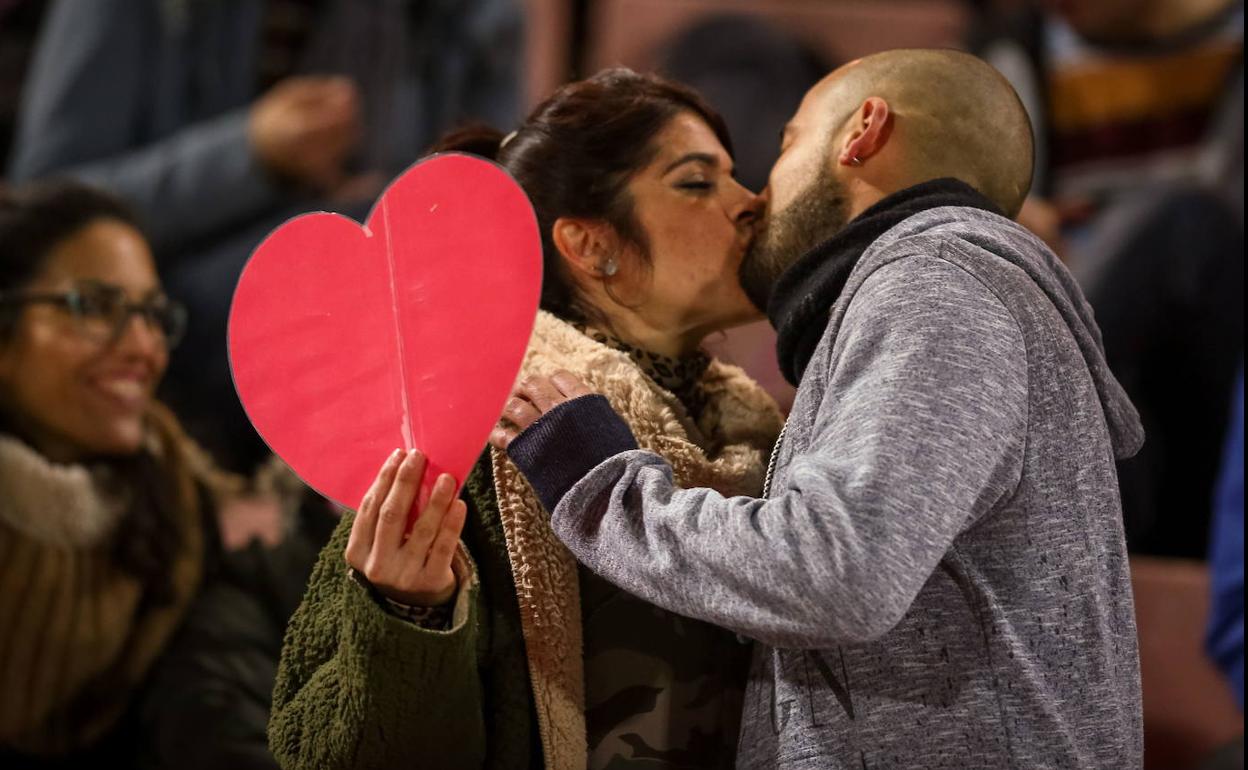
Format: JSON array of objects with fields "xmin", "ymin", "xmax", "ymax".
[
  {"xmin": 0, "ymin": 180, "xmax": 141, "ymax": 297},
  {"xmin": 429, "ymin": 68, "xmax": 734, "ymax": 324},
  {"xmin": 0, "ymin": 181, "xmax": 182, "ymax": 607}
]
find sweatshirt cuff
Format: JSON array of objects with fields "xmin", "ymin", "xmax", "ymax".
[{"xmin": 507, "ymin": 394, "xmax": 639, "ymax": 512}]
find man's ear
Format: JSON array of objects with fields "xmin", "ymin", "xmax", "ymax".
[
  {"xmin": 552, "ymin": 217, "xmax": 614, "ymax": 279},
  {"xmin": 837, "ymin": 96, "xmax": 893, "ymax": 167}
]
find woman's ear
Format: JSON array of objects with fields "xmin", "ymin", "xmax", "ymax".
[{"xmin": 552, "ymin": 217, "xmax": 615, "ymax": 279}]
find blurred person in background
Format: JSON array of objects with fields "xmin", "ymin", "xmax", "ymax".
[
  {"xmin": 975, "ymin": 0, "xmax": 1245, "ymax": 558},
  {"xmin": 658, "ymin": 15, "xmax": 830, "ymax": 196},
  {"xmin": 0, "ymin": 179, "xmax": 339, "ymax": 770},
  {"xmin": 1202, "ymin": 368, "xmax": 1244, "ymax": 768},
  {"xmin": 6, "ymin": 0, "xmax": 525, "ymax": 474},
  {"xmin": 1207, "ymin": 368, "xmax": 1244, "ymax": 710},
  {"xmin": 136, "ymin": 461, "xmax": 338, "ymax": 770},
  {"xmin": 0, "ymin": 0, "xmax": 49, "ymax": 170},
  {"xmin": 0, "ymin": 181, "xmax": 230, "ymax": 767}
]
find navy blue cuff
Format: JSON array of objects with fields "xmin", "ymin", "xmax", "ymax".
[{"xmin": 506, "ymin": 394, "xmax": 639, "ymax": 513}]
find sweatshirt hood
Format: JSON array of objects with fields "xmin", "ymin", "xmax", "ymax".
[{"xmin": 870, "ymin": 206, "xmax": 1145, "ymax": 459}]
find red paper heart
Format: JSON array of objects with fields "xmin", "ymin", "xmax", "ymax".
[{"xmin": 228, "ymin": 154, "xmax": 541, "ymax": 516}]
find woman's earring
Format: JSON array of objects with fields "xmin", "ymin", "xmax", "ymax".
[
  {"xmin": 850, "ymin": 155, "xmax": 863, "ymax": 166},
  {"xmin": 601, "ymin": 258, "xmax": 619, "ymax": 277}
]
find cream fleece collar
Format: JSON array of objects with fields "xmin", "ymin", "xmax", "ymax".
[
  {"xmin": 0, "ymin": 404, "xmax": 239, "ymax": 550},
  {"xmin": 0, "ymin": 435, "xmax": 127, "ymax": 548},
  {"xmin": 490, "ymin": 311, "xmax": 785, "ymax": 770}
]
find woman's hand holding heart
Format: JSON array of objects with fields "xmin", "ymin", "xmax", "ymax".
[{"xmin": 344, "ymin": 449, "xmax": 467, "ymax": 607}]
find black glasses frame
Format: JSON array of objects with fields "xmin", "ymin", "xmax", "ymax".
[{"xmin": 0, "ymin": 285, "xmax": 188, "ymax": 349}]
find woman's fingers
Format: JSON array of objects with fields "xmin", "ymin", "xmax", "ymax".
[
  {"xmin": 501, "ymin": 394, "xmax": 542, "ymax": 431},
  {"xmin": 551, "ymin": 370, "xmax": 593, "ymax": 398},
  {"xmin": 402, "ymin": 473, "xmax": 457, "ymax": 563},
  {"xmin": 369, "ymin": 449, "xmax": 426, "ymax": 563},
  {"xmin": 518, "ymin": 375, "xmax": 565, "ymax": 411},
  {"xmin": 345, "ymin": 448, "xmax": 403, "ymax": 568},
  {"xmin": 489, "ymin": 373, "xmax": 594, "ymax": 451},
  {"xmin": 424, "ymin": 498, "xmax": 468, "ymax": 578},
  {"xmin": 489, "ymin": 424, "xmax": 519, "ymax": 450}
]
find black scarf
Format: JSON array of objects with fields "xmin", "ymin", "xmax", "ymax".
[{"xmin": 769, "ymin": 178, "xmax": 1002, "ymax": 386}]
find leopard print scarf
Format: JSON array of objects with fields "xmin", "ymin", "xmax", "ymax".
[{"xmin": 572, "ymin": 325, "xmax": 712, "ymax": 418}]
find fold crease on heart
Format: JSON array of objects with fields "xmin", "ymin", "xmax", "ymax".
[{"xmin": 227, "ymin": 154, "xmax": 542, "ymax": 517}]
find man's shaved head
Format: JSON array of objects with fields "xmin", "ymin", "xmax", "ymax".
[
  {"xmin": 740, "ymin": 49, "xmax": 1036, "ymax": 310},
  {"xmin": 813, "ymin": 49, "xmax": 1034, "ymax": 217}
]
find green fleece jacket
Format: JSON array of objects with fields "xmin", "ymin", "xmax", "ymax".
[{"xmin": 268, "ymin": 455, "xmax": 541, "ymax": 769}]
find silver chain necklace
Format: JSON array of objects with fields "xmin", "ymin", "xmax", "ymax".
[{"xmin": 761, "ymin": 422, "xmax": 788, "ymax": 498}]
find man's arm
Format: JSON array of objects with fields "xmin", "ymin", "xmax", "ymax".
[
  {"xmin": 507, "ymin": 256, "xmax": 1029, "ymax": 649},
  {"xmin": 7, "ymin": 0, "xmax": 283, "ymax": 252},
  {"xmin": 460, "ymin": 0, "xmax": 525, "ymax": 129}
]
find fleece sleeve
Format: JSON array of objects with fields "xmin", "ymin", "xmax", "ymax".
[{"xmin": 268, "ymin": 509, "xmax": 487, "ymax": 769}]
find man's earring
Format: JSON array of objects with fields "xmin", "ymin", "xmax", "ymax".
[{"xmin": 850, "ymin": 155, "xmax": 863, "ymax": 166}]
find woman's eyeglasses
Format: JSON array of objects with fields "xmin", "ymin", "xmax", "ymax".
[{"xmin": 0, "ymin": 281, "xmax": 188, "ymax": 349}]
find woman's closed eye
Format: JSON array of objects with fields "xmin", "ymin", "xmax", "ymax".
[{"xmin": 676, "ymin": 179, "xmax": 714, "ymax": 193}]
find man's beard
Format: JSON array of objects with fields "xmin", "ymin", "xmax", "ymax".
[{"xmin": 739, "ymin": 166, "xmax": 852, "ymax": 312}]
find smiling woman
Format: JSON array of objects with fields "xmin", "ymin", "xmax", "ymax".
[
  {"xmin": 0, "ymin": 182, "xmax": 233, "ymax": 765},
  {"xmin": 0, "ymin": 208, "xmax": 187, "ymax": 461}
]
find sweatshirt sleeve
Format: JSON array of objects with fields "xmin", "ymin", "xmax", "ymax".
[
  {"xmin": 529, "ymin": 256, "xmax": 1029, "ymax": 649},
  {"xmin": 268, "ymin": 509, "xmax": 487, "ymax": 769}
]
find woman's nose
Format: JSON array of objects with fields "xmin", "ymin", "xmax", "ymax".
[
  {"xmin": 112, "ymin": 312, "xmax": 163, "ymax": 358},
  {"xmin": 731, "ymin": 182, "xmax": 764, "ymax": 227}
]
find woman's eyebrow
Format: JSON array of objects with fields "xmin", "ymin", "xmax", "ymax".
[{"xmin": 663, "ymin": 152, "xmax": 718, "ymax": 174}]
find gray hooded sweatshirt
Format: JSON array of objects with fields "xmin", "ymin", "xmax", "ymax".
[{"xmin": 509, "ymin": 204, "xmax": 1145, "ymax": 769}]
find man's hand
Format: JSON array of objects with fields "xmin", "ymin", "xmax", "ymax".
[
  {"xmin": 248, "ymin": 75, "xmax": 362, "ymax": 193},
  {"xmin": 489, "ymin": 370, "xmax": 593, "ymax": 450}
]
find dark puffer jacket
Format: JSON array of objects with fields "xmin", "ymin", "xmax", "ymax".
[{"xmin": 137, "ymin": 495, "xmax": 337, "ymax": 770}]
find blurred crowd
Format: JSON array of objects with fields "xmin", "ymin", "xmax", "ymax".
[{"xmin": 0, "ymin": 1, "xmax": 1242, "ymax": 768}]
